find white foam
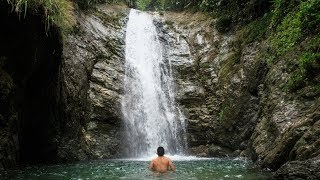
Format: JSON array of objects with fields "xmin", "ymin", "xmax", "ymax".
[{"xmin": 116, "ymin": 155, "xmax": 217, "ymax": 162}]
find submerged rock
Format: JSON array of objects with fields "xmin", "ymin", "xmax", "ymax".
[{"xmin": 208, "ymin": 144, "xmax": 234, "ymax": 157}]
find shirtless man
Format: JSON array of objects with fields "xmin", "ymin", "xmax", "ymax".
[{"xmin": 148, "ymin": 147, "xmax": 176, "ymax": 173}]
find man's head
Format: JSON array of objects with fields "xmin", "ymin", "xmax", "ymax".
[{"xmin": 157, "ymin": 146, "xmax": 164, "ymax": 156}]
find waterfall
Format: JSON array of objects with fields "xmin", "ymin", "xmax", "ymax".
[{"xmin": 122, "ymin": 9, "xmax": 187, "ymax": 158}]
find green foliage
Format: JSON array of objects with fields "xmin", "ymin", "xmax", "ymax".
[
  {"xmin": 9, "ymin": 0, "xmax": 75, "ymax": 32},
  {"xmin": 135, "ymin": 0, "xmax": 165, "ymax": 11},
  {"xmin": 299, "ymin": 52, "xmax": 320, "ymax": 73},
  {"xmin": 268, "ymin": 0, "xmax": 320, "ymax": 57},
  {"xmin": 285, "ymin": 33, "xmax": 320, "ymax": 91},
  {"xmin": 300, "ymin": 0, "xmax": 320, "ymax": 34},
  {"xmin": 304, "ymin": 34, "xmax": 320, "ymax": 52},
  {"xmin": 160, "ymin": 0, "xmax": 199, "ymax": 11},
  {"xmin": 271, "ymin": 0, "xmax": 320, "ymax": 34},
  {"xmin": 77, "ymin": 0, "xmax": 128, "ymax": 10},
  {"xmin": 270, "ymin": 0, "xmax": 300, "ymax": 28},
  {"xmin": 134, "ymin": 0, "xmax": 272, "ymax": 28},
  {"xmin": 269, "ymin": 0, "xmax": 320, "ymax": 55},
  {"xmin": 77, "ymin": 0, "xmax": 106, "ymax": 9},
  {"xmin": 134, "ymin": 0, "xmax": 198, "ymax": 11},
  {"xmin": 287, "ymin": 71, "xmax": 306, "ymax": 91},
  {"xmin": 238, "ymin": 12, "xmax": 272, "ymax": 44},
  {"xmin": 135, "ymin": 0, "xmax": 150, "ymax": 10},
  {"xmin": 200, "ymin": 0, "xmax": 271, "ymax": 22},
  {"xmin": 234, "ymin": 0, "xmax": 320, "ymax": 91},
  {"xmin": 199, "ymin": 0, "xmax": 218, "ymax": 12},
  {"xmin": 200, "ymin": 0, "xmax": 272, "ymax": 33},
  {"xmin": 270, "ymin": 10, "xmax": 301, "ymax": 55}
]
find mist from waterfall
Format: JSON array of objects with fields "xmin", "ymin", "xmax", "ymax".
[{"xmin": 122, "ymin": 9, "xmax": 187, "ymax": 158}]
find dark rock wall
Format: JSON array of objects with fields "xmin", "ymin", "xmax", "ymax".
[{"xmin": 0, "ymin": 1, "xmax": 64, "ymax": 167}]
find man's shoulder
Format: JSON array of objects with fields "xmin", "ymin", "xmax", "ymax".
[
  {"xmin": 153, "ymin": 156, "xmax": 170, "ymax": 160},
  {"xmin": 164, "ymin": 156, "xmax": 171, "ymax": 159},
  {"xmin": 153, "ymin": 156, "xmax": 172, "ymax": 161},
  {"xmin": 152, "ymin": 157, "xmax": 161, "ymax": 161},
  {"xmin": 163, "ymin": 156, "xmax": 172, "ymax": 161}
]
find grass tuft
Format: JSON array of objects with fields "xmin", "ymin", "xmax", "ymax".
[{"xmin": 8, "ymin": 0, "xmax": 76, "ymax": 33}]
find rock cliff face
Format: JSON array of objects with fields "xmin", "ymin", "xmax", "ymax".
[
  {"xmin": 247, "ymin": 44, "xmax": 320, "ymax": 174},
  {"xmin": 155, "ymin": 12, "xmax": 263, "ymax": 157},
  {"xmin": 62, "ymin": 4, "xmax": 129, "ymax": 160},
  {"xmin": 155, "ymin": 11, "xmax": 320, "ymax": 176}
]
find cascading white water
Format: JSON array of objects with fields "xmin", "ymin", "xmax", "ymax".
[{"xmin": 122, "ymin": 9, "xmax": 187, "ymax": 158}]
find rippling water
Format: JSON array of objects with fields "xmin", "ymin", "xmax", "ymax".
[{"xmin": 1, "ymin": 157, "xmax": 270, "ymax": 179}]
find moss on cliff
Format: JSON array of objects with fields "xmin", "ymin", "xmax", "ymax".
[{"xmin": 235, "ymin": 0, "xmax": 320, "ymax": 93}]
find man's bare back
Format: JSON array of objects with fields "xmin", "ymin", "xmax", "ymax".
[{"xmin": 148, "ymin": 156, "xmax": 176, "ymax": 173}]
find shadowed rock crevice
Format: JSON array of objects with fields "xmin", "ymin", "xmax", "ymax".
[{"xmin": 0, "ymin": 1, "xmax": 64, "ymax": 166}]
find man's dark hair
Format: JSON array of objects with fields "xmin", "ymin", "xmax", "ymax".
[{"xmin": 157, "ymin": 147, "xmax": 164, "ymax": 156}]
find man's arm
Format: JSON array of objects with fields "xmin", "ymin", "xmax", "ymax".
[
  {"xmin": 168, "ymin": 160, "xmax": 176, "ymax": 171},
  {"xmin": 148, "ymin": 160, "xmax": 154, "ymax": 171}
]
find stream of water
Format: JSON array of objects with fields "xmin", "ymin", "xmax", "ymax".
[{"xmin": 122, "ymin": 9, "xmax": 186, "ymax": 157}]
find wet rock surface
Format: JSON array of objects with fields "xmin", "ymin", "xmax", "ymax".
[
  {"xmin": 62, "ymin": 4, "xmax": 129, "ymax": 159},
  {"xmin": 274, "ymin": 157, "xmax": 320, "ymax": 179}
]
